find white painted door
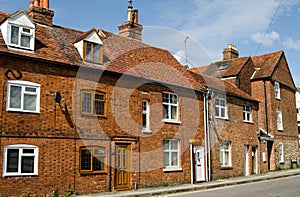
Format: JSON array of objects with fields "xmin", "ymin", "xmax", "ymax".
[
  {"xmin": 244, "ymin": 145, "xmax": 249, "ymax": 176},
  {"xmin": 195, "ymin": 146, "xmax": 205, "ymax": 182}
]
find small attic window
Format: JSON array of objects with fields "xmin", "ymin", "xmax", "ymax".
[
  {"xmin": 219, "ymin": 63, "xmax": 230, "ymax": 71},
  {"xmin": 83, "ymin": 41, "xmax": 103, "ymax": 64},
  {"xmin": 9, "ymin": 25, "xmax": 34, "ymax": 49}
]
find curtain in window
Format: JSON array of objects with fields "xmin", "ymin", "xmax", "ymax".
[{"xmin": 9, "ymin": 86, "xmax": 21, "ymax": 109}]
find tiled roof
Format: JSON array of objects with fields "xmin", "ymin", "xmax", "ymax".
[
  {"xmin": 190, "ymin": 56, "xmax": 250, "ymax": 78},
  {"xmin": 0, "ymin": 11, "xmax": 205, "ymax": 91},
  {"xmin": 0, "ymin": 10, "xmax": 257, "ymax": 101},
  {"xmin": 251, "ymin": 50, "xmax": 283, "ymax": 79}
]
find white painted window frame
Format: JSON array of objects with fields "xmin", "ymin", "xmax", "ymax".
[
  {"xmin": 163, "ymin": 139, "xmax": 181, "ymax": 171},
  {"xmin": 279, "ymin": 142, "xmax": 284, "ymax": 163},
  {"xmin": 275, "ymin": 82, "xmax": 280, "ymax": 100},
  {"xmin": 7, "ymin": 80, "xmax": 40, "ymax": 113},
  {"xmin": 142, "ymin": 99, "xmax": 151, "ymax": 132},
  {"xmin": 3, "ymin": 144, "xmax": 39, "ymax": 177},
  {"xmin": 215, "ymin": 98, "xmax": 227, "ymax": 119},
  {"xmin": 220, "ymin": 141, "xmax": 231, "ymax": 167},
  {"xmin": 162, "ymin": 92, "xmax": 179, "ymax": 123},
  {"xmin": 276, "ymin": 111, "xmax": 283, "ymax": 131},
  {"xmin": 243, "ymin": 104, "xmax": 252, "ymax": 122},
  {"xmin": 8, "ymin": 23, "xmax": 35, "ymax": 51}
]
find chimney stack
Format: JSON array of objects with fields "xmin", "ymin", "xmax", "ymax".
[
  {"xmin": 223, "ymin": 44, "xmax": 239, "ymax": 60},
  {"xmin": 27, "ymin": 0, "xmax": 54, "ymax": 26},
  {"xmin": 118, "ymin": 0, "xmax": 143, "ymax": 41}
]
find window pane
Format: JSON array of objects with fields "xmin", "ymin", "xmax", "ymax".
[
  {"xmin": 164, "ymin": 152, "xmax": 169, "ymax": 167},
  {"xmin": 94, "ymin": 101, "xmax": 104, "ymax": 115},
  {"xmin": 11, "ymin": 26, "xmax": 19, "ymax": 45},
  {"xmin": 21, "ymin": 156, "xmax": 34, "ymax": 173},
  {"xmin": 82, "ymin": 93, "xmax": 92, "ymax": 113},
  {"xmin": 163, "ymin": 140, "xmax": 169, "ymax": 150},
  {"xmin": 215, "ymin": 107, "xmax": 220, "ymax": 117},
  {"xmin": 93, "ymin": 156, "xmax": 104, "ymax": 171},
  {"xmin": 171, "ymin": 106, "xmax": 178, "ymax": 120},
  {"xmin": 86, "ymin": 43, "xmax": 93, "ymax": 60},
  {"xmin": 23, "ymin": 149, "xmax": 34, "ymax": 154},
  {"xmin": 80, "ymin": 150, "xmax": 91, "ymax": 170},
  {"xmin": 221, "ymin": 108, "xmax": 225, "ymax": 118},
  {"xmin": 163, "ymin": 104, "xmax": 169, "ymax": 119},
  {"xmin": 93, "ymin": 44, "xmax": 100, "ymax": 62},
  {"xmin": 25, "ymin": 87, "xmax": 36, "ymax": 93},
  {"xmin": 171, "ymin": 152, "xmax": 178, "ymax": 166},
  {"xmin": 24, "ymin": 94, "xmax": 37, "ymax": 111},
  {"xmin": 95, "ymin": 94, "xmax": 104, "ymax": 100},
  {"xmin": 220, "ymin": 151, "xmax": 224, "ymax": 165},
  {"xmin": 225, "ymin": 152, "xmax": 229, "ymax": 165},
  {"xmin": 9, "ymin": 85, "xmax": 22, "ymax": 109},
  {"xmin": 7, "ymin": 149, "xmax": 19, "ymax": 173},
  {"xmin": 171, "ymin": 94, "xmax": 178, "ymax": 104},
  {"xmin": 21, "ymin": 35, "xmax": 30, "ymax": 48},
  {"xmin": 163, "ymin": 93, "xmax": 169, "ymax": 103},
  {"xmin": 142, "ymin": 114, "xmax": 147, "ymax": 128},
  {"xmin": 171, "ymin": 140, "xmax": 178, "ymax": 150}
]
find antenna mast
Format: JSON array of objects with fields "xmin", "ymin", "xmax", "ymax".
[{"xmin": 183, "ymin": 36, "xmax": 189, "ymax": 67}]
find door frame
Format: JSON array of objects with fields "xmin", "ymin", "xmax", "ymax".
[
  {"xmin": 195, "ymin": 146, "xmax": 205, "ymax": 182},
  {"xmin": 115, "ymin": 143, "xmax": 131, "ymax": 191}
]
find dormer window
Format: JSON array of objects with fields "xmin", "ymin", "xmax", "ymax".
[
  {"xmin": 10, "ymin": 24, "xmax": 34, "ymax": 49},
  {"xmin": 0, "ymin": 10, "xmax": 35, "ymax": 52},
  {"xmin": 84, "ymin": 41, "xmax": 101, "ymax": 63}
]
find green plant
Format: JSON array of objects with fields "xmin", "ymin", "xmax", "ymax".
[
  {"xmin": 52, "ymin": 189, "xmax": 58, "ymax": 197},
  {"xmin": 65, "ymin": 185, "xmax": 74, "ymax": 197},
  {"xmin": 276, "ymin": 164, "xmax": 283, "ymax": 171},
  {"xmin": 20, "ymin": 193, "xmax": 29, "ymax": 197}
]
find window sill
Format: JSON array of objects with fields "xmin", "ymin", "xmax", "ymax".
[
  {"xmin": 162, "ymin": 119, "xmax": 182, "ymax": 124},
  {"xmin": 7, "ymin": 109, "xmax": 40, "ymax": 114},
  {"xmin": 80, "ymin": 113, "xmax": 107, "ymax": 118},
  {"xmin": 142, "ymin": 129, "xmax": 152, "ymax": 134},
  {"xmin": 80, "ymin": 171, "xmax": 107, "ymax": 175},
  {"xmin": 220, "ymin": 166, "xmax": 233, "ymax": 170},
  {"xmin": 163, "ymin": 167, "xmax": 183, "ymax": 172},
  {"xmin": 215, "ymin": 117, "xmax": 229, "ymax": 121},
  {"xmin": 3, "ymin": 173, "xmax": 38, "ymax": 177},
  {"xmin": 278, "ymin": 129, "xmax": 284, "ymax": 132},
  {"xmin": 243, "ymin": 121, "xmax": 254, "ymax": 124}
]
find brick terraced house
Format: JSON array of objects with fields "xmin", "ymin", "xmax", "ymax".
[
  {"xmin": 0, "ymin": 1, "xmax": 298, "ymax": 196},
  {"xmin": 191, "ymin": 44, "xmax": 299, "ymax": 173}
]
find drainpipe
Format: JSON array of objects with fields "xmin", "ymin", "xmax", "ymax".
[
  {"xmin": 264, "ymin": 80, "xmax": 269, "ymax": 133},
  {"xmin": 204, "ymin": 89, "xmax": 211, "ymax": 181},
  {"xmin": 190, "ymin": 142, "xmax": 194, "ymax": 184}
]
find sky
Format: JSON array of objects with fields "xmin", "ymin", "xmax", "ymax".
[{"xmin": 1, "ymin": 0, "xmax": 300, "ymax": 86}]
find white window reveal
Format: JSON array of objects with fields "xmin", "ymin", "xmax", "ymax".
[
  {"xmin": 142, "ymin": 100, "xmax": 151, "ymax": 132},
  {"xmin": 275, "ymin": 82, "xmax": 280, "ymax": 99},
  {"xmin": 7, "ymin": 80, "xmax": 40, "ymax": 113},
  {"xmin": 279, "ymin": 143, "xmax": 284, "ymax": 163},
  {"xmin": 3, "ymin": 144, "xmax": 38, "ymax": 177},
  {"xmin": 215, "ymin": 98, "xmax": 227, "ymax": 119},
  {"xmin": 277, "ymin": 111, "xmax": 283, "ymax": 131},
  {"xmin": 163, "ymin": 139, "xmax": 181, "ymax": 171},
  {"xmin": 220, "ymin": 141, "xmax": 231, "ymax": 167},
  {"xmin": 162, "ymin": 92, "xmax": 179, "ymax": 122}
]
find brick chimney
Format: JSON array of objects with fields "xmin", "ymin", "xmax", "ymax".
[
  {"xmin": 223, "ymin": 44, "xmax": 239, "ymax": 60},
  {"xmin": 27, "ymin": 0, "xmax": 54, "ymax": 26},
  {"xmin": 118, "ymin": 0, "xmax": 143, "ymax": 41}
]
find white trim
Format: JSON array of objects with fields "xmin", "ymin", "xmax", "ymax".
[
  {"xmin": 163, "ymin": 139, "xmax": 180, "ymax": 169},
  {"xmin": 7, "ymin": 80, "xmax": 40, "ymax": 113},
  {"xmin": 276, "ymin": 111, "xmax": 283, "ymax": 131},
  {"xmin": 142, "ymin": 99, "xmax": 150, "ymax": 132},
  {"xmin": 215, "ymin": 98, "xmax": 228, "ymax": 119},
  {"xmin": 279, "ymin": 142, "xmax": 284, "ymax": 163},
  {"xmin": 220, "ymin": 141, "xmax": 231, "ymax": 167},
  {"xmin": 221, "ymin": 76, "xmax": 236, "ymax": 80},
  {"xmin": 275, "ymin": 82, "xmax": 281, "ymax": 100},
  {"xmin": 3, "ymin": 144, "xmax": 39, "ymax": 177},
  {"xmin": 162, "ymin": 92, "xmax": 179, "ymax": 122}
]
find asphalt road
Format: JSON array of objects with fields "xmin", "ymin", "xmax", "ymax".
[{"xmin": 167, "ymin": 175, "xmax": 300, "ymax": 197}]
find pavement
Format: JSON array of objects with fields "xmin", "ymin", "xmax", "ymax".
[{"xmin": 78, "ymin": 168, "xmax": 300, "ymax": 197}]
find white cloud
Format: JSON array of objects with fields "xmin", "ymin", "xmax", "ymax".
[
  {"xmin": 251, "ymin": 31, "xmax": 280, "ymax": 47},
  {"xmin": 283, "ymin": 37, "xmax": 300, "ymax": 50}
]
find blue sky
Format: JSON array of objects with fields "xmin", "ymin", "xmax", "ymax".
[{"xmin": 1, "ymin": 0, "xmax": 300, "ymax": 86}]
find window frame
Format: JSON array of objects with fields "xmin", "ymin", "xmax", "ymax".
[
  {"xmin": 81, "ymin": 91, "xmax": 106, "ymax": 117},
  {"xmin": 83, "ymin": 41, "xmax": 103, "ymax": 64},
  {"xmin": 79, "ymin": 146, "xmax": 107, "ymax": 174},
  {"xmin": 279, "ymin": 142, "xmax": 284, "ymax": 163},
  {"xmin": 163, "ymin": 139, "xmax": 181, "ymax": 171},
  {"xmin": 6, "ymin": 80, "xmax": 40, "ymax": 113},
  {"xmin": 276, "ymin": 111, "xmax": 283, "ymax": 131},
  {"xmin": 142, "ymin": 99, "xmax": 151, "ymax": 132},
  {"xmin": 162, "ymin": 92, "xmax": 180, "ymax": 123},
  {"xmin": 215, "ymin": 98, "xmax": 227, "ymax": 119},
  {"xmin": 243, "ymin": 104, "xmax": 252, "ymax": 123},
  {"xmin": 274, "ymin": 82, "xmax": 280, "ymax": 100},
  {"xmin": 220, "ymin": 141, "xmax": 231, "ymax": 167},
  {"xmin": 3, "ymin": 144, "xmax": 38, "ymax": 177},
  {"xmin": 8, "ymin": 23, "xmax": 34, "ymax": 50}
]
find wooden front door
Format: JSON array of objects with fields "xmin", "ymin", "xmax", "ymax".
[{"xmin": 115, "ymin": 144, "xmax": 131, "ymax": 190}]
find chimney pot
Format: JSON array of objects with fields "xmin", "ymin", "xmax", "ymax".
[
  {"xmin": 133, "ymin": 10, "xmax": 139, "ymax": 24},
  {"xmin": 34, "ymin": 0, "xmax": 39, "ymax": 6},
  {"xmin": 43, "ymin": 0, "xmax": 49, "ymax": 9}
]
